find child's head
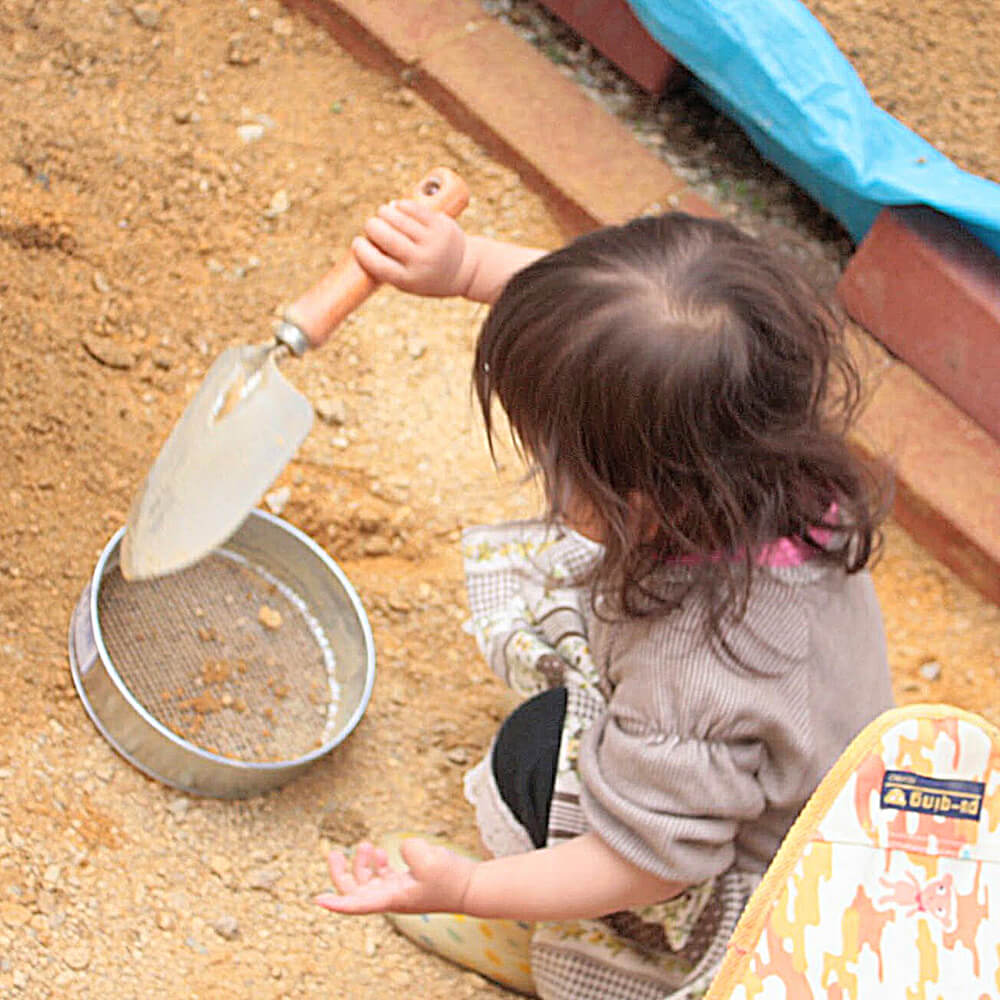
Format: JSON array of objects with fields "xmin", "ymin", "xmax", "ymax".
[{"xmin": 474, "ymin": 212, "xmax": 885, "ymax": 618}]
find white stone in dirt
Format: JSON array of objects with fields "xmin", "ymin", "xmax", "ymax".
[
  {"xmin": 237, "ymin": 123, "xmax": 266, "ymax": 144},
  {"xmin": 264, "ymin": 486, "xmax": 290, "ymax": 514},
  {"xmin": 315, "ymin": 397, "xmax": 347, "ymax": 425},
  {"xmin": 264, "ymin": 189, "xmax": 290, "ymax": 218},
  {"xmin": 212, "ymin": 915, "xmax": 239, "ymax": 940},
  {"xmin": 209, "ymin": 855, "xmax": 231, "ymax": 878},
  {"xmin": 131, "ymin": 5, "xmax": 161, "ymax": 30},
  {"xmin": 919, "ymin": 660, "xmax": 942, "ymax": 681},
  {"xmin": 247, "ymin": 868, "xmax": 281, "ymax": 891},
  {"xmin": 63, "ymin": 945, "xmax": 90, "ymax": 971},
  {"xmin": 362, "ymin": 536, "xmax": 391, "ymax": 556},
  {"xmin": 166, "ymin": 797, "xmax": 190, "ymax": 821}
]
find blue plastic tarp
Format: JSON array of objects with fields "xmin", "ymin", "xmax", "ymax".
[{"xmin": 625, "ymin": 0, "xmax": 1000, "ymax": 256}]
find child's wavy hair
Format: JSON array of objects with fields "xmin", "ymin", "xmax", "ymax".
[{"xmin": 474, "ymin": 212, "xmax": 888, "ymax": 638}]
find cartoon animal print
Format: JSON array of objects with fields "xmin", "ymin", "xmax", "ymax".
[{"xmin": 877, "ymin": 871, "xmax": 955, "ymax": 929}]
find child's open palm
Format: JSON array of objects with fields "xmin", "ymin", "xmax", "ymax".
[{"xmin": 316, "ymin": 837, "xmax": 476, "ymax": 916}]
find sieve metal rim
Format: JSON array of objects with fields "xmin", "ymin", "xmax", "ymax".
[{"xmin": 74, "ymin": 511, "xmax": 376, "ymax": 780}]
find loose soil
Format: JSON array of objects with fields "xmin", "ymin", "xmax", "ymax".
[
  {"xmin": 804, "ymin": 0, "xmax": 1000, "ymax": 183},
  {"xmin": 0, "ymin": 1, "xmax": 997, "ymax": 998}
]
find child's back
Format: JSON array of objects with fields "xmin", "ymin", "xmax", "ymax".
[{"xmin": 581, "ymin": 557, "xmax": 893, "ymax": 885}]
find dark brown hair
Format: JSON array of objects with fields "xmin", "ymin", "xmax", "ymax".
[{"xmin": 474, "ymin": 212, "xmax": 888, "ymax": 636}]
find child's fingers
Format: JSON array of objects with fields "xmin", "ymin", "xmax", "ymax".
[
  {"xmin": 315, "ymin": 891, "xmax": 344, "ymax": 912},
  {"xmin": 375, "ymin": 200, "xmax": 430, "ymax": 241},
  {"xmin": 351, "ymin": 236, "xmax": 411, "ymax": 286},
  {"xmin": 363, "ymin": 216, "xmax": 417, "ymax": 261},
  {"xmin": 392, "ymin": 199, "xmax": 437, "ymax": 227},
  {"xmin": 315, "ymin": 887, "xmax": 389, "ymax": 915},
  {"xmin": 352, "ymin": 842, "xmax": 379, "ymax": 885},
  {"xmin": 326, "ymin": 850, "xmax": 360, "ymax": 894}
]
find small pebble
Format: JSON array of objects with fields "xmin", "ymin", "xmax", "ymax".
[
  {"xmin": 264, "ymin": 189, "xmax": 290, "ymax": 218},
  {"xmin": 212, "ymin": 915, "xmax": 239, "ymax": 940},
  {"xmin": 81, "ymin": 334, "xmax": 135, "ymax": 370},
  {"xmin": 167, "ymin": 797, "xmax": 190, "ymax": 821},
  {"xmin": 209, "ymin": 855, "xmax": 231, "ymax": 878},
  {"xmin": 236, "ymin": 123, "xmax": 266, "ymax": 143},
  {"xmin": 247, "ymin": 868, "xmax": 281, "ymax": 891},
  {"xmin": 315, "ymin": 397, "xmax": 347, "ymax": 425},
  {"xmin": 63, "ymin": 946, "xmax": 90, "ymax": 971},
  {"xmin": 151, "ymin": 349, "xmax": 172, "ymax": 371},
  {"xmin": 363, "ymin": 925, "xmax": 378, "ymax": 957},
  {"xmin": 919, "ymin": 660, "xmax": 942, "ymax": 682},
  {"xmin": 131, "ymin": 4, "xmax": 161, "ymax": 29},
  {"xmin": 362, "ymin": 536, "xmax": 391, "ymax": 556},
  {"xmin": 264, "ymin": 486, "xmax": 290, "ymax": 514}
]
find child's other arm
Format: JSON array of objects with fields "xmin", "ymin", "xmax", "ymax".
[
  {"xmin": 316, "ymin": 832, "xmax": 687, "ymax": 921},
  {"xmin": 352, "ymin": 199, "xmax": 546, "ymax": 305}
]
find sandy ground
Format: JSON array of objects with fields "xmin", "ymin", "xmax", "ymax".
[
  {"xmin": 0, "ymin": 1, "xmax": 997, "ymax": 998},
  {"xmin": 804, "ymin": 0, "xmax": 1000, "ymax": 183}
]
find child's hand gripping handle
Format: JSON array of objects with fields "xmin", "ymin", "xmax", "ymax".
[{"xmin": 280, "ymin": 167, "xmax": 469, "ymax": 352}]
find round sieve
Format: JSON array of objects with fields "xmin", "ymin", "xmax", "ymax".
[{"xmin": 68, "ymin": 510, "xmax": 376, "ymax": 798}]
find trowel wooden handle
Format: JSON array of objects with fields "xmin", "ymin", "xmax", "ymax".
[{"xmin": 283, "ymin": 167, "xmax": 469, "ymax": 349}]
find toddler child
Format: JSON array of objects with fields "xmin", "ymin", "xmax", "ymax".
[{"xmin": 315, "ymin": 200, "xmax": 895, "ymax": 999}]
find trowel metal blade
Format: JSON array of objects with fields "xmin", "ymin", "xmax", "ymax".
[{"xmin": 120, "ymin": 344, "xmax": 314, "ymax": 580}]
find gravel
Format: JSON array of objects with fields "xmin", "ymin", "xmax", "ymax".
[{"xmin": 479, "ymin": 0, "xmax": 855, "ymax": 290}]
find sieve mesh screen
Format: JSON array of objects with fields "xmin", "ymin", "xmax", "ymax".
[{"xmin": 96, "ymin": 552, "xmax": 338, "ymax": 762}]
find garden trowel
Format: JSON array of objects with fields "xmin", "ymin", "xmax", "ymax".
[{"xmin": 120, "ymin": 167, "xmax": 469, "ymax": 580}]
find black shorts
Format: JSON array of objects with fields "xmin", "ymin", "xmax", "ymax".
[{"xmin": 491, "ymin": 686, "xmax": 567, "ymax": 849}]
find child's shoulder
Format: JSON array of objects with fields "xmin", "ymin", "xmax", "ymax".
[{"xmin": 606, "ymin": 561, "xmax": 878, "ymax": 680}]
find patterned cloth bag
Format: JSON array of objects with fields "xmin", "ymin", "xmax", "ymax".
[{"xmin": 706, "ymin": 703, "xmax": 1000, "ymax": 1000}]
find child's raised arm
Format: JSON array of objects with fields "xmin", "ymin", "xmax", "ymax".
[
  {"xmin": 316, "ymin": 832, "xmax": 686, "ymax": 922},
  {"xmin": 352, "ymin": 199, "xmax": 546, "ymax": 305}
]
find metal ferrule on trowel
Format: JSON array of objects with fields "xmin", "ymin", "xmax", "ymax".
[{"xmin": 120, "ymin": 167, "xmax": 469, "ymax": 582}]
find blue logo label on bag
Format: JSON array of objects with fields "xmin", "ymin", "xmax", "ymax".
[{"xmin": 881, "ymin": 770, "xmax": 984, "ymax": 820}]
